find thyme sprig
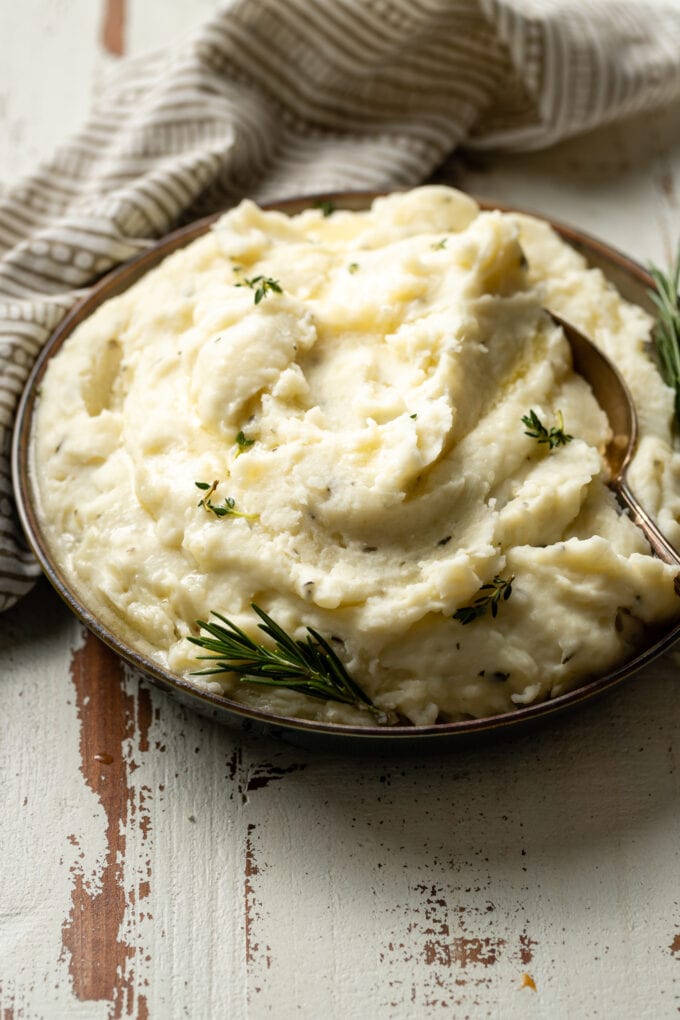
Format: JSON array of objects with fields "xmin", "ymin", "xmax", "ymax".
[
  {"xmin": 453, "ymin": 575, "xmax": 515, "ymax": 625},
  {"xmin": 237, "ymin": 275, "xmax": 282, "ymax": 304},
  {"xmin": 190, "ymin": 604, "xmax": 384, "ymax": 718},
  {"xmin": 649, "ymin": 247, "xmax": 680, "ymax": 426},
  {"xmin": 195, "ymin": 481, "xmax": 257, "ymax": 520},
  {"xmin": 522, "ymin": 409, "xmax": 573, "ymax": 449}
]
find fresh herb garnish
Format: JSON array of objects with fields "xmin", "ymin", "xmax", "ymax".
[
  {"xmin": 348, "ymin": 262, "xmax": 359, "ymax": 274},
  {"xmin": 649, "ymin": 247, "xmax": 680, "ymax": 426},
  {"xmin": 314, "ymin": 199, "xmax": 335, "ymax": 217},
  {"xmin": 453, "ymin": 575, "xmax": 515, "ymax": 625},
  {"xmin": 237, "ymin": 275, "xmax": 282, "ymax": 304},
  {"xmin": 189, "ymin": 603, "xmax": 384, "ymax": 718},
  {"xmin": 235, "ymin": 430, "xmax": 255, "ymax": 454},
  {"xmin": 431, "ymin": 238, "xmax": 447, "ymax": 250},
  {"xmin": 522, "ymin": 409, "xmax": 573, "ymax": 449},
  {"xmin": 195, "ymin": 481, "xmax": 257, "ymax": 520}
]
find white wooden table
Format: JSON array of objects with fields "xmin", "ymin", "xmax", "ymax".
[{"xmin": 3, "ymin": 3, "xmax": 680, "ymax": 1018}]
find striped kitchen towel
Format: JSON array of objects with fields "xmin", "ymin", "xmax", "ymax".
[{"xmin": 3, "ymin": 0, "xmax": 680, "ymax": 610}]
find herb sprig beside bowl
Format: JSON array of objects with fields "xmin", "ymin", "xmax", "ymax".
[{"xmin": 649, "ymin": 247, "xmax": 680, "ymax": 426}]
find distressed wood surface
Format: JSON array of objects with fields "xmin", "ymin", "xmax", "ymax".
[{"xmin": 2, "ymin": 3, "xmax": 680, "ymax": 1018}]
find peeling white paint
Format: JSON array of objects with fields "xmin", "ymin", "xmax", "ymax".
[{"xmin": 1, "ymin": 603, "xmax": 111, "ymax": 1018}]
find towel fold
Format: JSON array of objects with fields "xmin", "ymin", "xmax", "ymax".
[{"xmin": 3, "ymin": 0, "xmax": 680, "ymax": 610}]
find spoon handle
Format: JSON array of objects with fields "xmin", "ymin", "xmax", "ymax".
[{"xmin": 616, "ymin": 480, "xmax": 680, "ymax": 566}]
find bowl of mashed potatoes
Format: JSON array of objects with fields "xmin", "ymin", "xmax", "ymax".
[{"xmin": 13, "ymin": 187, "xmax": 680, "ymax": 746}]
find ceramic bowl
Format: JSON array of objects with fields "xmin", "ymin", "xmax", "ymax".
[{"xmin": 12, "ymin": 193, "xmax": 680, "ymax": 750}]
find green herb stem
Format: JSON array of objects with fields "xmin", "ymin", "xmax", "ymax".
[
  {"xmin": 195, "ymin": 480, "xmax": 257, "ymax": 520},
  {"xmin": 649, "ymin": 247, "xmax": 680, "ymax": 426},
  {"xmin": 190, "ymin": 604, "xmax": 384, "ymax": 719}
]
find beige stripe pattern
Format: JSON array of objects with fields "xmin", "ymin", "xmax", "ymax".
[{"xmin": 3, "ymin": 0, "xmax": 680, "ymax": 610}]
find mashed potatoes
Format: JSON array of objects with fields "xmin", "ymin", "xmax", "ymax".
[{"xmin": 32, "ymin": 187, "xmax": 680, "ymax": 725}]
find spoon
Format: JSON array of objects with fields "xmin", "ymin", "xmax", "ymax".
[{"xmin": 550, "ymin": 312, "xmax": 680, "ymax": 568}]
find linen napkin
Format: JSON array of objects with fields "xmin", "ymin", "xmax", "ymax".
[{"xmin": 3, "ymin": 0, "xmax": 680, "ymax": 611}]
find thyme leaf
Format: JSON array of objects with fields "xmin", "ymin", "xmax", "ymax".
[
  {"xmin": 189, "ymin": 604, "xmax": 385, "ymax": 718},
  {"xmin": 235, "ymin": 430, "xmax": 255, "ymax": 454},
  {"xmin": 314, "ymin": 199, "xmax": 335, "ymax": 217},
  {"xmin": 522, "ymin": 409, "xmax": 573, "ymax": 449},
  {"xmin": 237, "ymin": 275, "xmax": 282, "ymax": 304},
  {"xmin": 453, "ymin": 575, "xmax": 515, "ymax": 625}
]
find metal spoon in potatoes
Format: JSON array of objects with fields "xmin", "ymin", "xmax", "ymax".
[{"xmin": 551, "ymin": 311, "xmax": 680, "ymax": 572}]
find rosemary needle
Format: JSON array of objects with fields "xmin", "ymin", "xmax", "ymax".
[
  {"xmin": 189, "ymin": 604, "xmax": 384, "ymax": 719},
  {"xmin": 649, "ymin": 246, "xmax": 680, "ymax": 426}
]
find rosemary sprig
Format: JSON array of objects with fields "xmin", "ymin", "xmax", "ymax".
[
  {"xmin": 522, "ymin": 409, "xmax": 573, "ymax": 449},
  {"xmin": 237, "ymin": 275, "xmax": 282, "ymax": 304},
  {"xmin": 453, "ymin": 575, "xmax": 515, "ymax": 625},
  {"xmin": 649, "ymin": 247, "xmax": 680, "ymax": 425},
  {"xmin": 195, "ymin": 481, "xmax": 257, "ymax": 520},
  {"xmin": 189, "ymin": 604, "xmax": 383, "ymax": 718}
]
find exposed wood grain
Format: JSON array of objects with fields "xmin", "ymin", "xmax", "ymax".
[
  {"xmin": 62, "ymin": 633, "xmax": 150, "ymax": 1020},
  {"xmin": 101, "ymin": 0, "xmax": 126, "ymax": 57},
  {"xmin": 52, "ymin": 4, "xmax": 142, "ymax": 1014}
]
